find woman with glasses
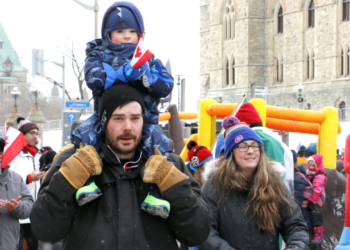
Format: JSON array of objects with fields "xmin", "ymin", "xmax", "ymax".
[{"xmin": 199, "ymin": 116, "xmax": 308, "ymax": 250}]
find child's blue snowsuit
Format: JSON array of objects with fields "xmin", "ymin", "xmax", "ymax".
[
  {"xmin": 72, "ymin": 2, "xmax": 174, "ymax": 218},
  {"xmin": 73, "ymin": 38, "xmax": 174, "ymax": 161}
]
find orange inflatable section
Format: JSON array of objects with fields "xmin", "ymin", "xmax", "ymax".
[
  {"xmin": 266, "ymin": 106, "xmax": 326, "ymax": 123},
  {"xmin": 159, "ymin": 112, "xmax": 198, "ymax": 121},
  {"xmin": 207, "ymin": 103, "xmax": 326, "ymax": 123},
  {"xmin": 266, "ymin": 117, "xmax": 341, "ymax": 134},
  {"xmin": 206, "ymin": 103, "xmax": 238, "ymax": 116},
  {"xmin": 207, "ymin": 103, "xmax": 341, "ymax": 135}
]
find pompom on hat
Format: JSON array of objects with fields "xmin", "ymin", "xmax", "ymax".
[
  {"xmin": 222, "ymin": 116, "xmax": 264, "ymax": 159},
  {"xmin": 187, "ymin": 141, "xmax": 213, "ymax": 172}
]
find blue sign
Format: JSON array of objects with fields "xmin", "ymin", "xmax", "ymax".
[
  {"xmin": 67, "ymin": 113, "xmax": 76, "ymax": 123},
  {"xmin": 66, "ymin": 102, "xmax": 90, "ymax": 108},
  {"xmin": 67, "ymin": 130, "xmax": 70, "ymax": 140}
]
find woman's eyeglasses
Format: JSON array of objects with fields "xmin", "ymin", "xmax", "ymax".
[{"xmin": 236, "ymin": 144, "xmax": 260, "ymax": 152}]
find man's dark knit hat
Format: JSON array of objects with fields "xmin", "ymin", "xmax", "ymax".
[
  {"xmin": 17, "ymin": 117, "xmax": 25, "ymax": 124},
  {"xmin": 45, "ymin": 150, "xmax": 57, "ymax": 165},
  {"xmin": 18, "ymin": 120, "xmax": 39, "ymax": 135},
  {"xmin": 99, "ymin": 84, "xmax": 145, "ymax": 132}
]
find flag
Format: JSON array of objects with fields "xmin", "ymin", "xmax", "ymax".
[
  {"xmin": 232, "ymin": 95, "xmax": 248, "ymax": 117},
  {"xmin": 1, "ymin": 127, "xmax": 27, "ymax": 169},
  {"xmin": 130, "ymin": 34, "xmax": 153, "ymax": 69}
]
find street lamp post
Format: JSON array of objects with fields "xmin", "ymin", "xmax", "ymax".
[
  {"xmin": 73, "ymin": 0, "xmax": 99, "ymax": 39},
  {"xmin": 176, "ymin": 75, "xmax": 182, "ymax": 111},
  {"xmin": 10, "ymin": 87, "xmax": 21, "ymax": 111},
  {"xmin": 43, "ymin": 56, "xmax": 66, "ymax": 147},
  {"xmin": 297, "ymin": 83, "xmax": 303, "ymax": 109}
]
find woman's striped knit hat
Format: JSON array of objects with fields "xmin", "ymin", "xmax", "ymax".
[{"xmin": 222, "ymin": 116, "xmax": 264, "ymax": 159}]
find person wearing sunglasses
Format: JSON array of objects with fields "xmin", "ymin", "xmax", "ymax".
[
  {"xmin": 10, "ymin": 120, "xmax": 44, "ymax": 250},
  {"xmin": 199, "ymin": 116, "xmax": 308, "ymax": 250}
]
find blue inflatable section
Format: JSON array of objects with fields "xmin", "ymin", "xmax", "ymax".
[{"xmin": 336, "ymin": 227, "xmax": 350, "ymax": 249}]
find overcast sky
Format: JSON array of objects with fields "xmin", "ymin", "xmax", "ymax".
[{"xmin": 0, "ymin": 0, "xmax": 200, "ymax": 111}]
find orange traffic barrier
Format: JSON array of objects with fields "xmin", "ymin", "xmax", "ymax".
[
  {"xmin": 266, "ymin": 106, "xmax": 326, "ymax": 123},
  {"xmin": 266, "ymin": 117, "xmax": 341, "ymax": 135},
  {"xmin": 159, "ymin": 112, "xmax": 198, "ymax": 122},
  {"xmin": 206, "ymin": 103, "xmax": 238, "ymax": 116}
]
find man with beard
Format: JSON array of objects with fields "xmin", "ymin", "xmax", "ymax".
[{"xmin": 30, "ymin": 84, "xmax": 211, "ymax": 250}]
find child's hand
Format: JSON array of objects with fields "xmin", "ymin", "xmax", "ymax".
[
  {"xmin": 103, "ymin": 62, "xmax": 149, "ymax": 90},
  {"xmin": 124, "ymin": 63, "xmax": 148, "ymax": 82}
]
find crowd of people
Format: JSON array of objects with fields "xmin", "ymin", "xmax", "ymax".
[{"xmin": 0, "ymin": 1, "xmax": 347, "ymax": 250}]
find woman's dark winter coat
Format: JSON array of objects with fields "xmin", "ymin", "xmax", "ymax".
[{"xmin": 199, "ymin": 179, "xmax": 309, "ymax": 250}]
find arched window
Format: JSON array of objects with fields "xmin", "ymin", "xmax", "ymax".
[
  {"xmin": 343, "ymin": 0, "xmax": 350, "ymax": 21},
  {"xmin": 341, "ymin": 49, "xmax": 344, "ymax": 76},
  {"xmin": 232, "ymin": 59, "xmax": 235, "ymax": 85},
  {"xmin": 339, "ymin": 101, "xmax": 346, "ymax": 121},
  {"xmin": 278, "ymin": 7, "xmax": 283, "ymax": 33},
  {"xmin": 205, "ymin": 76, "xmax": 210, "ymax": 92},
  {"xmin": 280, "ymin": 57, "xmax": 283, "ymax": 82},
  {"xmin": 308, "ymin": 0, "xmax": 315, "ymax": 28},
  {"xmin": 305, "ymin": 103, "xmax": 311, "ymax": 110},
  {"xmin": 276, "ymin": 59, "xmax": 279, "ymax": 82},
  {"xmin": 312, "ymin": 53, "xmax": 315, "ymax": 79},
  {"xmin": 231, "ymin": 15, "xmax": 235, "ymax": 39},
  {"xmin": 307, "ymin": 55, "xmax": 310, "ymax": 79},
  {"xmin": 223, "ymin": 1, "xmax": 235, "ymax": 40},
  {"xmin": 226, "ymin": 60, "xmax": 229, "ymax": 86},
  {"xmin": 223, "ymin": 17, "xmax": 227, "ymax": 40},
  {"xmin": 227, "ymin": 16, "xmax": 231, "ymax": 40},
  {"xmin": 348, "ymin": 47, "xmax": 350, "ymax": 75}
]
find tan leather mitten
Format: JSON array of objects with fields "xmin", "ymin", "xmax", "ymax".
[
  {"xmin": 143, "ymin": 147, "xmax": 189, "ymax": 192},
  {"xmin": 59, "ymin": 145, "xmax": 103, "ymax": 189}
]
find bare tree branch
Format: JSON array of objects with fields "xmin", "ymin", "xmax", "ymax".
[{"xmin": 40, "ymin": 76, "xmax": 72, "ymax": 100}]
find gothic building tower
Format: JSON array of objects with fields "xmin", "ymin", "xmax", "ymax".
[
  {"xmin": 200, "ymin": 0, "xmax": 350, "ymax": 121},
  {"xmin": 0, "ymin": 23, "xmax": 27, "ymax": 103}
]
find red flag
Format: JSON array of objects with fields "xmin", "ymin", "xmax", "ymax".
[
  {"xmin": 130, "ymin": 34, "xmax": 153, "ymax": 69},
  {"xmin": 1, "ymin": 127, "xmax": 27, "ymax": 169}
]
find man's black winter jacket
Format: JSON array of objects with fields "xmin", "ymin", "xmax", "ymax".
[{"xmin": 30, "ymin": 144, "xmax": 211, "ymax": 250}]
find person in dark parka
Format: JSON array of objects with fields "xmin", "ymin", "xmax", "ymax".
[
  {"xmin": 199, "ymin": 117, "xmax": 308, "ymax": 250},
  {"xmin": 30, "ymin": 84, "xmax": 211, "ymax": 250},
  {"xmin": 292, "ymin": 149, "xmax": 312, "ymax": 231}
]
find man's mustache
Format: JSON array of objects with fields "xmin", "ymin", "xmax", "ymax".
[{"xmin": 116, "ymin": 132, "xmax": 137, "ymax": 140}]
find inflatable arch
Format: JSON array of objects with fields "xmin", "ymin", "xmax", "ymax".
[{"xmin": 180, "ymin": 98, "xmax": 341, "ymax": 169}]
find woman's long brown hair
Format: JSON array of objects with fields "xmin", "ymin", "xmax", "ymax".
[
  {"xmin": 211, "ymin": 147, "xmax": 290, "ymax": 233},
  {"xmin": 194, "ymin": 167, "xmax": 205, "ymax": 187}
]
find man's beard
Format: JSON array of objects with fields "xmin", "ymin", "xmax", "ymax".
[{"xmin": 105, "ymin": 129, "xmax": 141, "ymax": 157}]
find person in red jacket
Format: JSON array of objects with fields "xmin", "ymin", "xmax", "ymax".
[{"xmin": 306, "ymin": 154, "xmax": 328, "ymax": 245}]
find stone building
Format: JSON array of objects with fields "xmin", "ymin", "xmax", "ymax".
[
  {"xmin": 0, "ymin": 22, "xmax": 27, "ymax": 104},
  {"xmin": 199, "ymin": 0, "xmax": 350, "ymax": 121}
]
